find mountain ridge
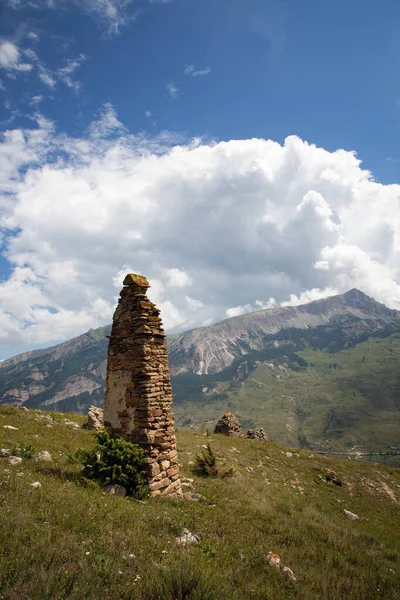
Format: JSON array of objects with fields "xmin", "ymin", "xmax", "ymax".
[
  {"xmin": 0, "ymin": 287, "xmax": 399, "ymax": 461},
  {"xmin": 168, "ymin": 288, "xmax": 400, "ymax": 375}
]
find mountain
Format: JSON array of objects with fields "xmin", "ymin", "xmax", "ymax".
[
  {"xmin": 1, "ymin": 289, "xmax": 400, "ymax": 461},
  {"xmin": 2, "ymin": 406, "xmax": 400, "ymax": 599},
  {"xmin": 168, "ymin": 289, "xmax": 400, "ymax": 375}
]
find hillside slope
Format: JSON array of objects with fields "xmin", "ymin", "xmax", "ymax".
[
  {"xmin": 1, "ymin": 406, "xmax": 400, "ymax": 600},
  {"xmin": 173, "ymin": 333, "xmax": 400, "ymax": 465},
  {"xmin": 0, "ymin": 289, "xmax": 399, "ymax": 460}
]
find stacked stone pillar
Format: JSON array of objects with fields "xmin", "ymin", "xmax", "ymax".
[{"xmin": 104, "ymin": 273, "xmax": 182, "ymax": 498}]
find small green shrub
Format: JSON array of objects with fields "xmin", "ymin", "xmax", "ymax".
[
  {"xmin": 141, "ymin": 559, "xmax": 220, "ymax": 600},
  {"xmin": 11, "ymin": 442, "xmax": 35, "ymax": 459},
  {"xmin": 193, "ymin": 444, "xmax": 218, "ymax": 477},
  {"xmin": 75, "ymin": 430, "xmax": 149, "ymax": 498}
]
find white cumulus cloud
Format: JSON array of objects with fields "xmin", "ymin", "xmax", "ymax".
[{"xmin": 0, "ymin": 106, "xmax": 400, "ymax": 358}]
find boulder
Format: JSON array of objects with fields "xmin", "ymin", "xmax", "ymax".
[
  {"xmin": 184, "ymin": 492, "xmax": 207, "ymax": 502},
  {"xmin": 266, "ymin": 551, "xmax": 281, "ymax": 569},
  {"xmin": 87, "ymin": 405, "xmax": 104, "ymax": 431},
  {"xmin": 175, "ymin": 528, "xmax": 200, "ymax": 547},
  {"xmin": 37, "ymin": 450, "xmax": 52, "ymax": 462},
  {"xmin": 344, "ymin": 509, "xmax": 359, "ymax": 521},
  {"xmin": 246, "ymin": 428, "xmax": 269, "ymax": 441},
  {"xmin": 0, "ymin": 449, "xmax": 11, "ymax": 458},
  {"xmin": 282, "ymin": 566, "xmax": 297, "ymax": 582},
  {"xmin": 214, "ymin": 412, "xmax": 243, "ymax": 437},
  {"xmin": 30, "ymin": 482, "xmax": 42, "ymax": 489},
  {"xmin": 7, "ymin": 456, "xmax": 22, "ymax": 466},
  {"xmin": 104, "ymin": 484, "xmax": 126, "ymax": 497}
]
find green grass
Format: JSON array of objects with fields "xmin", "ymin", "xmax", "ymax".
[
  {"xmin": 173, "ymin": 334, "xmax": 400, "ymax": 464},
  {"xmin": 1, "ymin": 406, "xmax": 400, "ymax": 599}
]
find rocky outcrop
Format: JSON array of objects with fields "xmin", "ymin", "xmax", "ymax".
[
  {"xmin": 246, "ymin": 428, "xmax": 269, "ymax": 441},
  {"xmin": 87, "ymin": 405, "xmax": 104, "ymax": 430},
  {"xmin": 104, "ymin": 274, "xmax": 182, "ymax": 498},
  {"xmin": 214, "ymin": 412, "xmax": 243, "ymax": 437}
]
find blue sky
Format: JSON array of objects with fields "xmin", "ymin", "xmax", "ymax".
[
  {"xmin": 2, "ymin": 0, "xmax": 400, "ymax": 179},
  {"xmin": 0, "ymin": 0, "xmax": 400, "ymax": 359}
]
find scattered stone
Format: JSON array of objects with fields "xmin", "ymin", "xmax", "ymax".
[
  {"xmin": 175, "ymin": 528, "xmax": 200, "ymax": 546},
  {"xmin": 181, "ymin": 482, "xmax": 193, "ymax": 488},
  {"xmin": 214, "ymin": 412, "xmax": 243, "ymax": 437},
  {"xmin": 0, "ymin": 449, "xmax": 11, "ymax": 458},
  {"xmin": 63, "ymin": 420, "xmax": 80, "ymax": 429},
  {"xmin": 246, "ymin": 428, "xmax": 269, "ymax": 441},
  {"xmin": 87, "ymin": 405, "xmax": 104, "ymax": 431},
  {"xmin": 3, "ymin": 425, "xmax": 19, "ymax": 431},
  {"xmin": 325, "ymin": 469, "xmax": 342, "ymax": 486},
  {"xmin": 285, "ymin": 452, "xmax": 293, "ymax": 458},
  {"xmin": 37, "ymin": 451, "xmax": 52, "ymax": 462},
  {"xmin": 7, "ymin": 456, "xmax": 22, "ymax": 466},
  {"xmin": 183, "ymin": 477, "xmax": 193, "ymax": 483},
  {"xmin": 344, "ymin": 509, "xmax": 359, "ymax": 521},
  {"xmin": 103, "ymin": 273, "xmax": 182, "ymax": 498},
  {"xmin": 20, "ymin": 406, "xmax": 29, "ymax": 412},
  {"xmin": 30, "ymin": 482, "xmax": 42, "ymax": 489},
  {"xmin": 266, "ymin": 552, "xmax": 281, "ymax": 569},
  {"xmin": 184, "ymin": 492, "xmax": 206, "ymax": 502},
  {"xmin": 282, "ymin": 566, "xmax": 297, "ymax": 582},
  {"xmin": 35, "ymin": 415, "xmax": 53, "ymax": 423},
  {"xmin": 104, "ymin": 484, "xmax": 127, "ymax": 497}
]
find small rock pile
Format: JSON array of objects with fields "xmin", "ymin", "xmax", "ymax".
[
  {"xmin": 246, "ymin": 428, "xmax": 269, "ymax": 441},
  {"xmin": 214, "ymin": 412, "xmax": 243, "ymax": 437}
]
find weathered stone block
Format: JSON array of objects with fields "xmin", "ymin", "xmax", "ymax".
[{"xmin": 149, "ymin": 477, "xmax": 171, "ymax": 492}]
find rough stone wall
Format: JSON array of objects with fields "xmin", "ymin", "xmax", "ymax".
[{"xmin": 104, "ymin": 273, "xmax": 182, "ymax": 498}]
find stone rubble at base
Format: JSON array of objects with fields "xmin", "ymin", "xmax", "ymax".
[{"xmin": 103, "ymin": 274, "xmax": 182, "ymax": 498}]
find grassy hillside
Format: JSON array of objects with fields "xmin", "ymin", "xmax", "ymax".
[
  {"xmin": 1, "ymin": 407, "xmax": 400, "ymax": 599},
  {"xmin": 173, "ymin": 333, "xmax": 400, "ymax": 464}
]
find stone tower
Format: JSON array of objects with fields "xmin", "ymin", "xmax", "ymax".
[{"xmin": 104, "ymin": 273, "xmax": 182, "ymax": 498}]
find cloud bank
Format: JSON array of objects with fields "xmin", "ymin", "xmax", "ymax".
[{"xmin": 0, "ymin": 105, "xmax": 399, "ymax": 357}]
